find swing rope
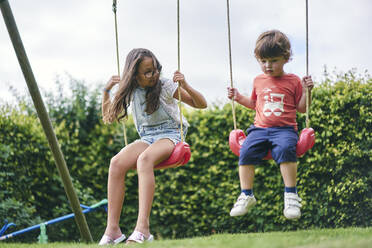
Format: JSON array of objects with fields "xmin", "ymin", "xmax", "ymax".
[
  {"xmin": 226, "ymin": 0, "xmax": 237, "ymax": 130},
  {"xmin": 177, "ymin": 0, "xmax": 185, "ymax": 142},
  {"xmin": 112, "ymin": 0, "xmax": 128, "ymax": 146},
  {"xmin": 305, "ymin": 0, "xmax": 310, "ymax": 128}
]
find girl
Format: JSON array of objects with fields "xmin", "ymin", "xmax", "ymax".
[{"xmin": 99, "ymin": 48, "xmax": 207, "ymax": 244}]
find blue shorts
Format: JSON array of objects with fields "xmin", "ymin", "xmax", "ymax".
[
  {"xmin": 137, "ymin": 122, "xmax": 187, "ymax": 145},
  {"xmin": 239, "ymin": 125, "xmax": 298, "ymax": 165}
]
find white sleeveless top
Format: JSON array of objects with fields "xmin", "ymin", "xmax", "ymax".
[{"xmin": 131, "ymin": 77, "xmax": 189, "ymax": 131}]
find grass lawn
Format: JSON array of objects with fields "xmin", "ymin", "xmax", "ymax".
[{"xmin": 0, "ymin": 227, "xmax": 371, "ymax": 248}]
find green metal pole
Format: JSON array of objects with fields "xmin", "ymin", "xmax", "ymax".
[{"xmin": 0, "ymin": 0, "xmax": 93, "ymax": 243}]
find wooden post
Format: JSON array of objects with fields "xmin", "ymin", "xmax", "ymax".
[{"xmin": 0, "ymin": 0, "xmax": 93, "ymax": 243}]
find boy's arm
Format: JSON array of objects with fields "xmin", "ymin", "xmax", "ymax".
[
  {"xmin": 297, "ymin": 76, "xmax": 314, "ymax": 113},
  {"xmin": 236, "ymin": 94, "xmax": 256, "ymax": 110},
  {"xmin": 227, "ymin": 87, "xmax": 256, "ymax": 110}
]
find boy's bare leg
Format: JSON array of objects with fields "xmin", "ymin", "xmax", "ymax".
[
  {"xmin": 239, "ymin": 165, "xmax": 255, "ymax": 189},
  {"xmin": 280, "ymin": 162, "xmax": 297, "ymax": 187}
]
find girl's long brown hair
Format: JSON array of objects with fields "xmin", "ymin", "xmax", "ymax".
[{"xmin": 103, "ymin": 48, "xmax": 162, "ymax": 123}]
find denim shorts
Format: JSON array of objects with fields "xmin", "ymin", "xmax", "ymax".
[
  {"xmin": 239, "ymin": 125, "xmax": 298, "ymax": 165},
  {"xmin": 136, "ymin": 122, "xmax": 187, "ymax": 145}
]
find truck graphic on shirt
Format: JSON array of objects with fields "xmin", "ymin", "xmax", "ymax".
[{"xmin": 263, "ymin": 93, "xmax": 285, "ymax": 117}]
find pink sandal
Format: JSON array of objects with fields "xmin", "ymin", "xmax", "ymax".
[
  {"xmin": 126, "ymin": 230, "xmax": 154, "ymax": 244},
  {"xmin": 98, "ymin": 234, "xmax": 126, "ymax": 245}
]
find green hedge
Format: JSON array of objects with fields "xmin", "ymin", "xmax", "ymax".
[
  {"xmin": 152, "ymin": 71, "xmax": 372, "ymax": 237},
  {"xmin": 0, "ymin": 70, "xmax": 371, "ymax": 242}
]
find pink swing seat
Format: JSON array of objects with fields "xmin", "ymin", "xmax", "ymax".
[
  {"xmin": 154, "ymin": 142, "xmax": 191, "ymax": 170},
  {"xmin": 229, "ymin": 127, "xmax": 315, "ymax": 159}
]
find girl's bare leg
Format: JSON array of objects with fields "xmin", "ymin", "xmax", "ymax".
[
  {"xmin": 134, "ymin": 139, "xmax": 174, "ymax": 237},
  {"xmin": 103, "ymin": 141, "xmax": 149, "ymax": 239}
]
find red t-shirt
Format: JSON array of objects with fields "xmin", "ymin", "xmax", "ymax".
[{"xmin": 251, "ymin": 73, "xmax": 303, "ymax": 130}]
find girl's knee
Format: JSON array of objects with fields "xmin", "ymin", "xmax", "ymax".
[
  {"xmin": 136, "ymin": 153, "xmax": 154, "ymax": 173},
  {"xmin": 109, "ymin": 155, "xmax": 131, "ymax": 174}
]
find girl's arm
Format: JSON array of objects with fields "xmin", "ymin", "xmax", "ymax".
[
  {"xmin": 102, "ymin": 75, "xmax": 120, "ymax": 119},
  {"xmin": 172, "ymin": 71, "xmax": 207, "ymax": 109},
  {"xmin": 227, "ymin": 87, "xmax": 256, "ymax": 110},
  {"xmin": 297, "ymin": 76, "xmax": 314, "ymax": 113}
]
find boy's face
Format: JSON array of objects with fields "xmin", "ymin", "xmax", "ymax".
[{"xmin": 258, "ymin": 56, "xmax": 288, "ymax": 77}]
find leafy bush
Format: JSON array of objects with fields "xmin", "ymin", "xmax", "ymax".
[
  {"xmin": 0, "ymin": 198, "xmax": 43, "ymax": 242},
  {"xmin": 0, "ymin": 70, "xmax": 370, "ymax": 242}
]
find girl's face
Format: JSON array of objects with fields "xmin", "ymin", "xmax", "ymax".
[
  {"xmin": 258, "ymin": 56, "xmax": 288, "ymax": 77},
  {"xmin": 136, "ymin": 57, "xmax": 159, "ymax": 88}
]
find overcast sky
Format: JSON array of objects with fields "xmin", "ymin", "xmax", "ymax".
[{"xmin": 1, "ymin": 0, "xmax": 371, "ymax": 106}]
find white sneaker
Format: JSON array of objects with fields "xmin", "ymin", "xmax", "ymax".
[
  {"xmin": 126, "ymin": 230, "xmax": 154, "ymax": 244},
  {"xmin": 230, "ymin": 193, "xmax": 256, "ymax": 217},
  {"xmin": 283, "ymin": 192, "xmax": 302, "ymax": 219},
  {"xmin": 98, "ymin": 234, "xmax": 126, "ymax": 245}
]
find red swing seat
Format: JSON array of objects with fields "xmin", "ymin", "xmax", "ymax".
[
  {"xmin": 229, "ymin": 128, "xmax": 315, "ymax": 159},
  {"xmin": 154, "ymin": 142, "xmax": 191, "ymax": 170}
]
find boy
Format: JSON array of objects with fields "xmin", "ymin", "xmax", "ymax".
[{"xmin": 227, "ymin": 30, "xmax": 314, "ymax": 219}]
